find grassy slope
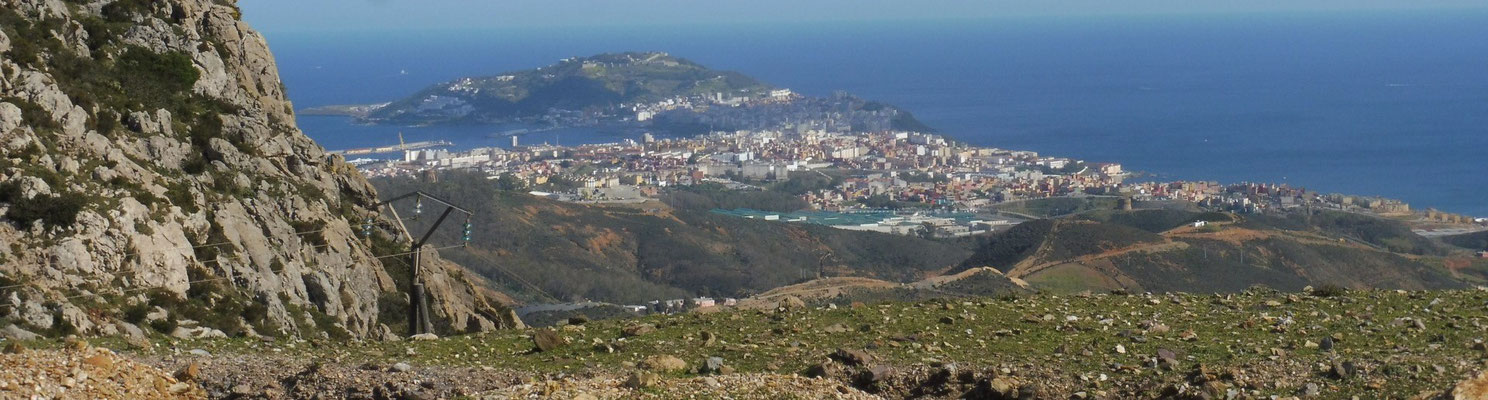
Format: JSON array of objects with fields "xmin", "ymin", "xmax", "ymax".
[
  {"xmin": 95, "ymin": 289, "xmax": 1488, "ymax": 399},
  {"xmin": 372, "ymin": 173, "xmax": 972, "ymax": 304},
  {"xmin": 959, "ymin": 210, "xmax": 1469, "ymax": 294}
]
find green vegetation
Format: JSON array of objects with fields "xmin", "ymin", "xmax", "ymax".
[
  {"xmin": 74, "ymin": 289, "xmax": 1488, "ymax": 398},
  {"xmin": 372, "ymin": 52, "xmax": 772, "ymax": 123},
  {"xmin": 990, "ymin": 197, "xmax": 1123, "ymax": 218},
  {"xmin": 662, "ymin": 183, "xmax": 808, "ymax": 213},
  {"xmin": 372, "ymin": 171, "xmax": 971, "ymax": 304},
  {"xmin": 1077, "ymin": 209, "xmax": 1233, "ymax": 233},
  {"xmin": 1443, "ymin": 230, "xmax": 1488, "ymax": 250},
  {"xmin": 0, "ymin": 181, "xmax": 86, "ymax": 228}
]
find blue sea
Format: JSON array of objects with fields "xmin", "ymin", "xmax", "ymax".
[{"xmin": 256, "ymin": 12, "xmax": 1488, "ymax": 216}]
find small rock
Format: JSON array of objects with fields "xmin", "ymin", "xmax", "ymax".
[
  {"xmin": 1330, "ymin": 359, "xmax": 1357, "ymax": 379},
  {"xmin": 831, "ymin": 348, "xmax": 873, "ymax": 366},
  {"xmin": 623, "ymin": 323, "xmax": 656, "ymax": 337},
  {"xmin": 568, "ymin": 315, "xmax": 590, "ymax": 325},
  {"xmin": 176, "ymin": 363, "xmax": 202, "ymax": 382},
  {"xmin": 532, "ymin": 329, "xmax": 566, "ymax": 352},
  {"xmin": 1320, "ymin": 337, "xmax": 1335, "ymax": 352},
  {"xmin": 1115, "ymin": 345, "xmax": 1126, "ymax": 354},
  {"xmin": 640, "ymin": 355, "xmax": 688, "ymax": 372},
  {"xmin": 391, "ymin": 362, "xmax": 413, "ymax": 373},
  {"xmin": 702, "ymin": 357, "xmax": 726, "ymax": 374},
  {"xmin": 409, "ymin": 333, "xmax": 439, "ymax": 341},
  {"xmin": 700, "ymin": 330, "xmax": 717, "ymax": 346},
  {"xmin": 188, "ymin": 349, "xmax": 211, "ymax": 357},
  {"xmin": 868, "ymin": 365, "xmax": 894, "ymax": 382},
  {"xmin": 82, "ymin": 354, "xmax": 113, "ymax": 369},
  {"xmin": 625, "ymin": 372, "xmax": 660, "ymax": 389},
  {"xmin": 1302, "ymin": 382, "xmax": 1320, "ymax": 396},
  {"xmin": 779, "ymin": 296, "xmax": 807, "ymax": 310}
]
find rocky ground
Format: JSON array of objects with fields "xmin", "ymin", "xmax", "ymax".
[
  {"xmin": 4, "ymin": 288, "xmax": 1488, "ymax": 399},
  {"xmin": 0, "ymin": 339, "xmax": 204, "ymax": 399}
]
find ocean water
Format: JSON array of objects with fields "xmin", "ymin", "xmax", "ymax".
[{"xmin": 256, "ymin": 12, "xmax": 1488, "ymax": 216}]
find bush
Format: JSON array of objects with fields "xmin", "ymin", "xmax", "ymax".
[
  {"xmin": 1311, "ymin": 284, "xmax": 1348, "ymax": 298},
  {"xmin": 116, "ymin": 46, "xmax": 200, "ymax": 108},
  {"xmin": 3, "ymin": 194, "xmax": 86, "ymax": 228}
]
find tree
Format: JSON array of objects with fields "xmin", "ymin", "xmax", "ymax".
[{"xmin": 494, "ymin": 173, "xmax": 528, "ymax": 192}]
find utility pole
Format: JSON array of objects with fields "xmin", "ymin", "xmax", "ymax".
[{"xmin": 371, "ymin": 191, "xmax": 473, "ymax": 336}]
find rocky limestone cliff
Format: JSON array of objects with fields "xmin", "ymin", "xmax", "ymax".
[{"xmin": 0, "ymin": 0, "xmax": 520, "ymax": 339}]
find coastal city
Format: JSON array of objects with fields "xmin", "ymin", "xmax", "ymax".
[{"xmin": 344, "ymin": 88, "xmax": 1487, "ymax": 240}]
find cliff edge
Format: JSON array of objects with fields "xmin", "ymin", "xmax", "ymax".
[{"xmin": 0, "ymin": 0, "xmax": 519, "ymax": 340}]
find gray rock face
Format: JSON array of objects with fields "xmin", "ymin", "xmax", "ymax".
[{"xmin": 0, "ymin": 0, "xmax": 519, "ymax": 339}]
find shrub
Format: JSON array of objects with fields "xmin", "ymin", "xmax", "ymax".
[
  {"xmin": 4, "ymin": 194, "xmax": 86, "ymax": 228},
  {"xmin": 1311, "ymin": 284, "xmax": 1348, "ymax": 298},
  {"xmin": 116, "ymin": 46, "xmax": 200, "ymax": 107}
]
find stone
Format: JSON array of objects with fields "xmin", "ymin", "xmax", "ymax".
[
  {"xmin": 0, "ymin": 103, "xmax": 21, "ymax": 134},
  {"xmin": 568, "ymin": 315, "xmax": 590, "ymax": 325},
  {"xmin": 640, "ymin": 355, "xmax": 687, "ymax": 372},
  {"xmin": 702, "ymin": 357, "xmax": 726, "ymax": 374},
  {"xmin": 700, "ymin": 330, "xmax": 717, "ymax": 346},
  {"xmin": 623, "ymin": 323, "xmax": 656, "ymax": 337},
  {"xmin": 625, "ymin": 372, "xmax": 660, "ymax": 389},
  {"xmin": 82, "ymin": 354, "xmax": 114, "ymax": 368},
  {"xmin": 1320, "ymin": 337, "xmax": 1335, "ymax": 352},
  {"xmin": 1452, "ymin": 371, "xmax": 1488, "ymax": 400},
  {"xmin": 1330, "ymin": 360, "xmax": 1357, "ymax": 379},
  {"xmin": 867, "ymin": 365, "xmax": 894, "ymax": 383},
  {"xmin": 824, "ymin": 323, "xmax": 851, "ymax": 333},
  {"xmin": 175, "ymin": 363, "xmax": 202, "ymax": 382},
  {"xmin": 779, "ymin": 296, "xmax": 807, "ymax": 310},
  {"xmin": 409, "ymin": 333, "xmax": 440, "ymax": 341},
  {"xmin": 831, "ymin": 348, "xmax": 873, "ymax": 366},
  {"xmin": 391, "ymin": 362, "xmax": 413, "ymax": 373},
  {"xmin": 1114, "ymin": 345, "xmax": 1126, "ymax": 354},
  {"xmin": 1302, "ymin": 382, "xmax": 1320, "ymax": 397},
  {"xmin": 0, "ymin": 325, "xmax": 39, "ymax": 341},
  {"xmin": 188, "ymin": 349, "xmax": 211, "ymax": 357},
  {"xmin": 532, "ymin": 329, "xmax": 566, "ymax": 352}
]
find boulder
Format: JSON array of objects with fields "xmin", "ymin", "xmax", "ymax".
[
  {"xmin": 779, "ymin": 296, "xmax": 807, "ymax": 310},
  {"xmin": 640, "ymin": 355, "xmax": 688, "ymax": 372},
  {"xmin": 625, "ymin": 372, "xmax": 660, "ymax": 389},
  {"xmin": 701, "ymin": 356, "xmax": 726, "ymax": 374},
  {"xmin": 0, "ymin": 324, "xmax": 40, "ymax": 341},
  {"xmin": 532, "ymin": 329, "xmax": 566, "ymax": 352},
  {"xmin": 622, "ymin": 323, "xmax": 656, "ymax": 337},
  {"xmin": 831, "ymin": 348, "xmax": 873, "ymax": 366},
  {"xmin": 1452, "ymin": 371, "xmax": 1488, "ymax": 400}
]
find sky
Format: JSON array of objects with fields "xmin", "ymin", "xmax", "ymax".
[{"xmin": 238, "ymin": 0, "xmax": 1488, "ymax": 33}]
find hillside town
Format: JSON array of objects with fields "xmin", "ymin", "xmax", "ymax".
[{"xmin": 347, "ymin": 83, "xmax": 1484, "ymax": 238}]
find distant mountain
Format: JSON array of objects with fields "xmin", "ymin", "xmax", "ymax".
[{"xmin": 363, "ymin": 52, "xmax": 772, "ymax": 124}]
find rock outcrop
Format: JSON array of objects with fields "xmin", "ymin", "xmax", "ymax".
[{"xmin": 0, "ymin": 0, "xmax": 518, "ymax": 339}]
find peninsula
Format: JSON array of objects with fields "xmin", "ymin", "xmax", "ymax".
[{"xmin": 301, "ymin": 51, "xmax": 935, "ymax": 135}]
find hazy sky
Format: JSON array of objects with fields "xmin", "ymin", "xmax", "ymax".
[{"xmin": 239, "ymin": 0, "xmax": 1487, "ymax": 33}]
